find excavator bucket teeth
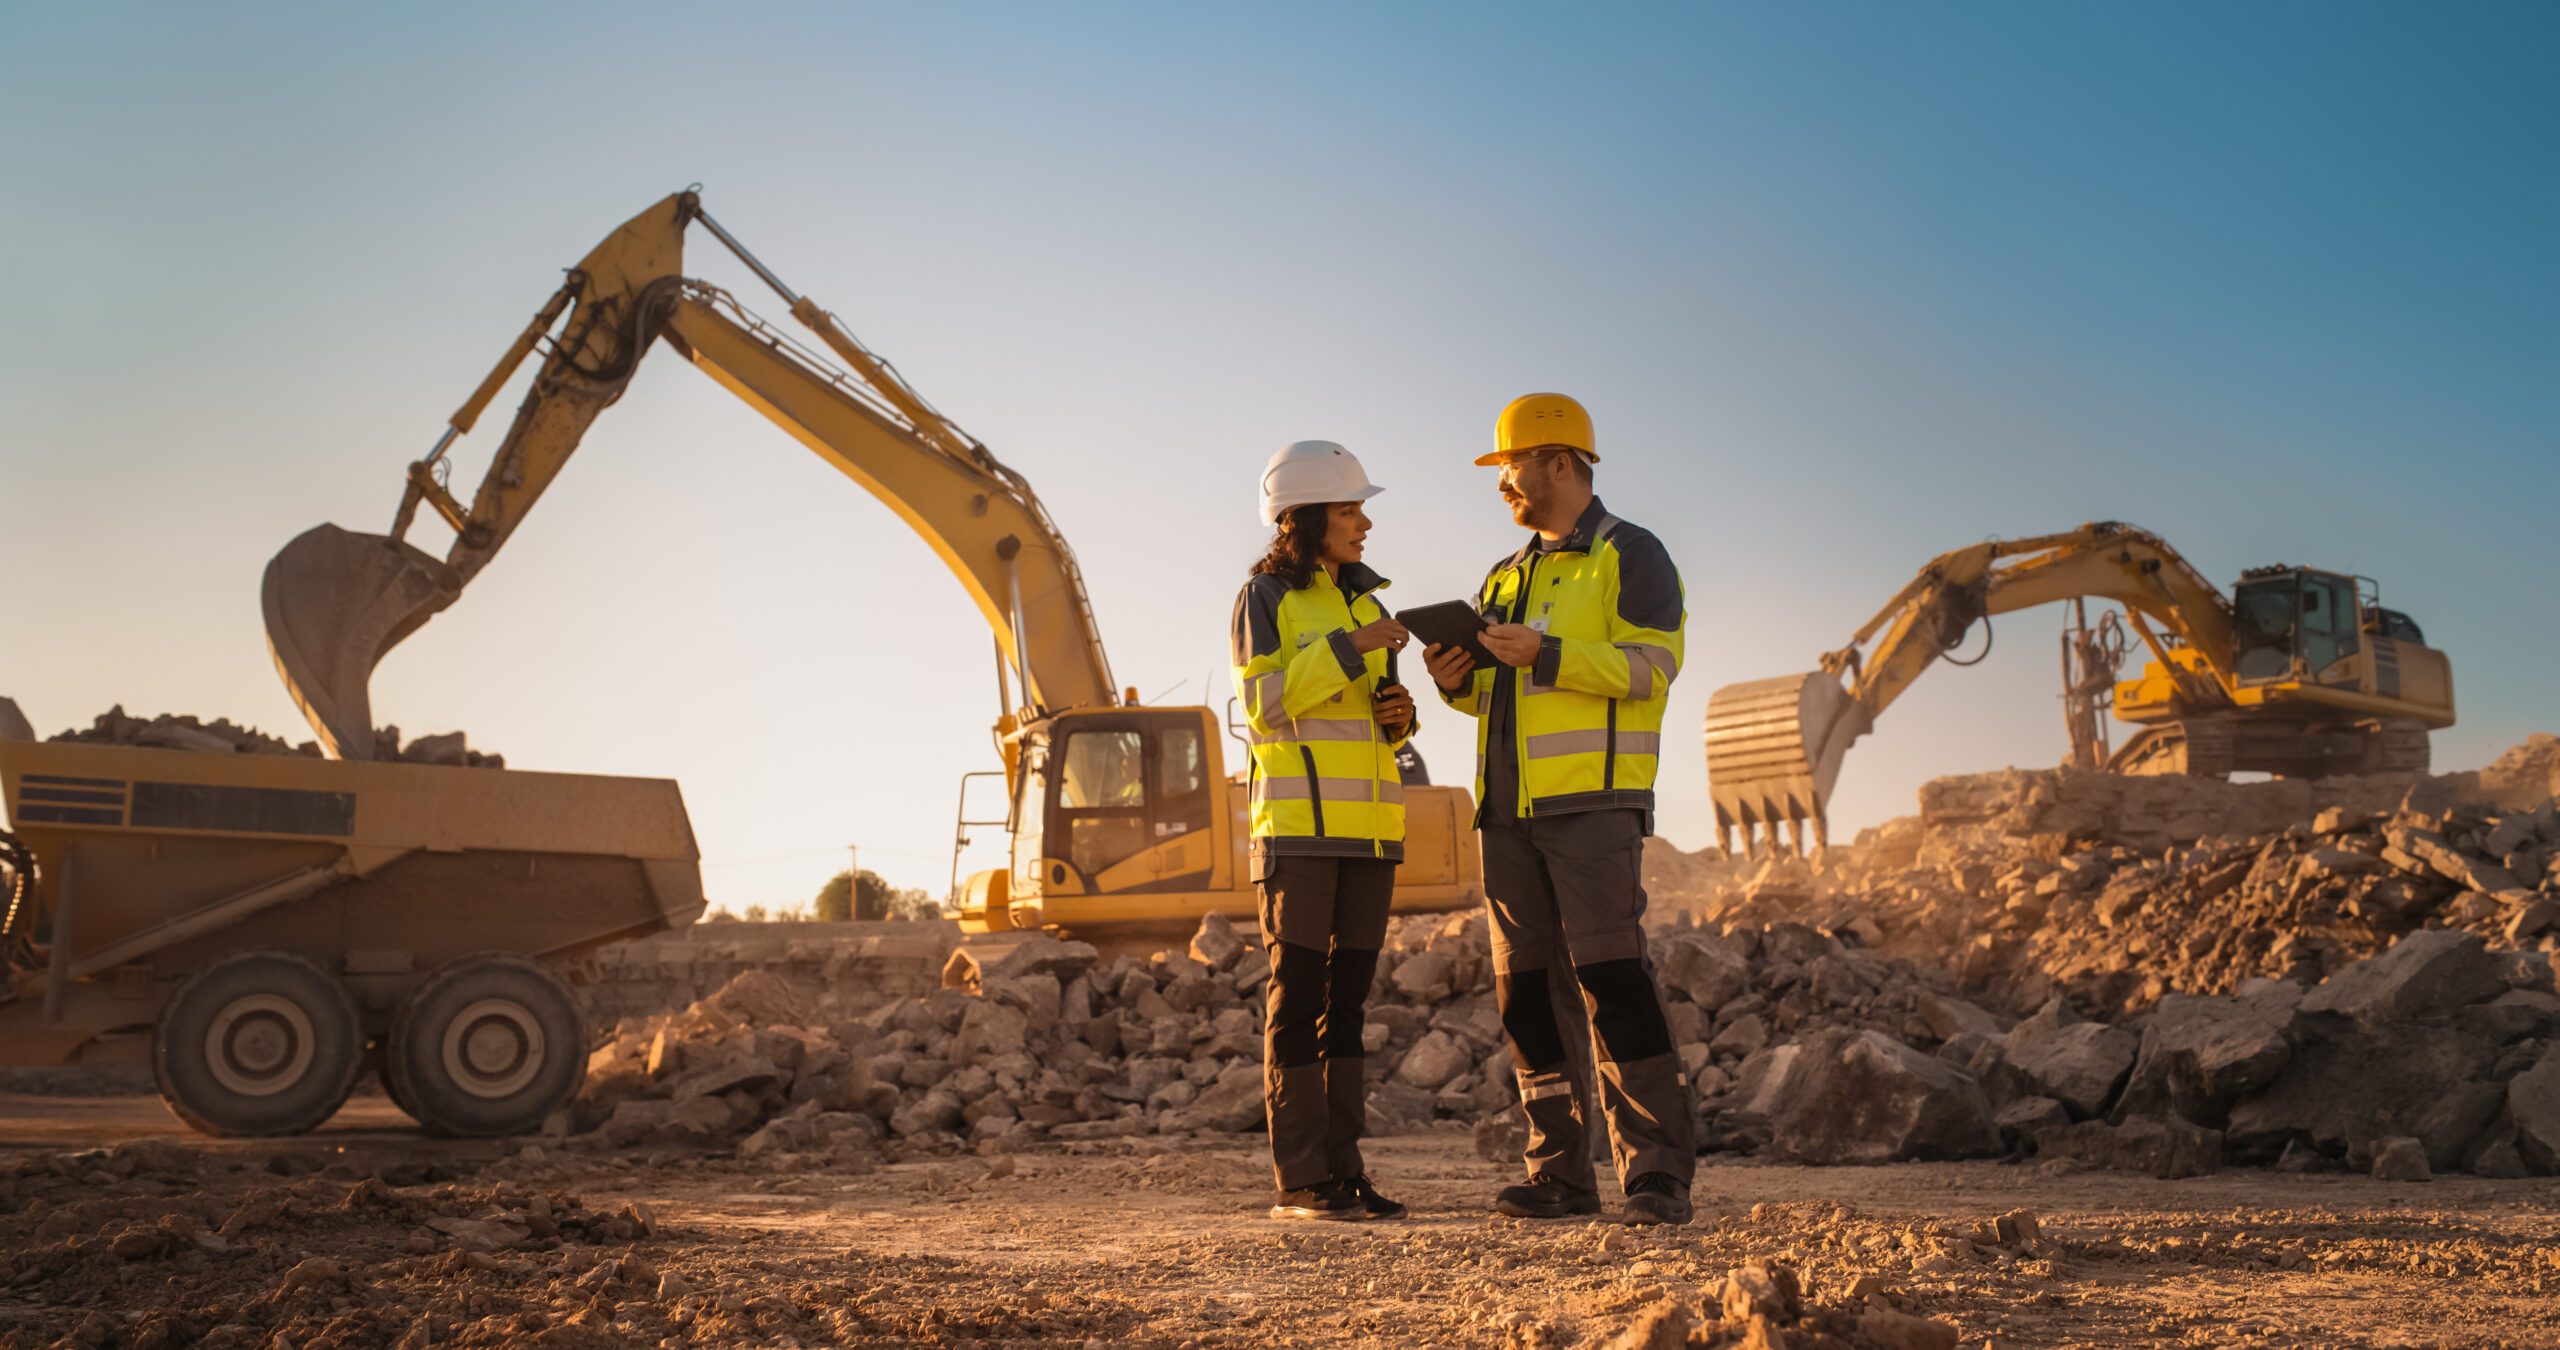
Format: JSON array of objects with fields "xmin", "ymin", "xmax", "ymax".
[
  {"xmin": 1702, "ymin": 672, "xmax": 1873, "ymax": 859},
  {"xmin": 260, "ymin": 524, "xmax": 459, "ymax": 760}
]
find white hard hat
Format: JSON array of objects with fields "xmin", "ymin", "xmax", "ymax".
[{"xmin": 1259, "ymin": 440, "xmax": 1384, "ymax": 525}]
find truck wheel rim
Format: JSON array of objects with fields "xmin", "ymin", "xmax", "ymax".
[
  {"xmin": 204, "ymin": 994, "xmax": 316, "ymax": 1098},
  {"xmin": 441, "ymin": 997, "xmax": 544, "ymax": 1099}
]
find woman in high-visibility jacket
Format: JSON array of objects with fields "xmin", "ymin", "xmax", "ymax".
[{"xmin": 1229, "ymin": 439, "xmax": 1414, "ymax": 1222}]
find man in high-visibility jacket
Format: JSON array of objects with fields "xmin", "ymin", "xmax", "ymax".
[{"xmin": 1423, "ymin": 393, "xmax": 1696, "ymax": 1226}]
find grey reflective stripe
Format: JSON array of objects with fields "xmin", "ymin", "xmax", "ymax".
[
  {"xmin": 1522, "ymin": 727, "xmax": 1660, "ymax": 762},
  {"xmin": 1378, "ymin": 780, "xmax": 1405, "ymax": 806},
  {"xmin": 1616, "ymin": 643, "xmax": 1678, "ymax": 700},
  {"xmin": 1522, "ymin": 677, "xmax": 1566, "ymax": 696},
  {"xmin": 1251, "ymin": 716, "xmax": 1374, "ymax": 746},
  {"xmin": 1526, "ymin": 729, "xmax": 1610, "ymax": 759},
  {"xmin": 1258, "ymin": 775, "xmax": 1390, "ymax": 803},
  {"xmin": 1249, "ymin": 670, "xmax": 1286, "ymax": 712},
  {"xmin": 1594, "ymin": 515, "xmax": 1621, "ymax": 546}
]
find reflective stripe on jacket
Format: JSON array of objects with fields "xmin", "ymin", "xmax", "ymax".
[
  {"xmin": 1230, "ymin": 563, "xmax": 1409, "ymax": 869},
  {"xmin": 1440, "ymin": 497, "xmax": 1683, "ymax": 821}
]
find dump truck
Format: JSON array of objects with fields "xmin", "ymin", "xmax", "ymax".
[
  {"xmin": 1704, "ymin": 522, "xmax": 2455, "ymax": 856},
  {"xmin": 256, "ymin": 190, "xmax": 1481, "ymax": 939},
  {"xmin": 0, "ymin": 703, "xmax": 703, "ymax": 1136}
]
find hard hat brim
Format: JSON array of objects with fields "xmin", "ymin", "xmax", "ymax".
[
  {"xmin": 1473, "ymin": 446, "xmax": 1600, "ymax": 467},
  {"xmin": 1266, "ymin": 482, "xmax": 1384, "ymax": 524}
]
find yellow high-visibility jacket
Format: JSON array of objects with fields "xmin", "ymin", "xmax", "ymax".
[
  {"xmin": 1440, "ymin": 498, "xmax": 1683, "ymax": 821},
  {"xmin": 1229, "ymin": 562, "xmax": 1410, "ymax": 874}
]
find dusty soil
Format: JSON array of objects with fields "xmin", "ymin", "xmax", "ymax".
[{"xmin": 3, "ymin": 1096, "xmax": 2557, "ymax": 1349}]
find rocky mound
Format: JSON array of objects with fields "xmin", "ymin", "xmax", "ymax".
[{"xmin": 35, "ymin": 704, "xmax": 504, "ymax": 767}]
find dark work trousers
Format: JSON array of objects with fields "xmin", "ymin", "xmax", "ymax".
[
  {"xmin": 1256, "ymin": 854, "xmax": 1396, "ymax": 1191},
  {"xmin": 1483, "ymin": 808, "xmax": 1696, "ymax": 1192}
]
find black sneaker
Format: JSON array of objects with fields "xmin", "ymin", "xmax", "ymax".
[
  {"xmin": 1344, "ymin": 1173, "xmax": 1407, "ymax": 1220},
  {"xmin": 1270, "ymin": 1180, "xmax": 1361, "ymax": 1221},
  {"xmin": 1621, "ymin": 1171, "xmax": 1691, "ymax": 1226},
  {"xmin": 1493, "ymin": 1172, "xmax": 1602, "ymax": 1219}
]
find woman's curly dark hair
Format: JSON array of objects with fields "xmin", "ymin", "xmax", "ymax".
[{"xmin": 1250, "ymin": 501, "xmax": 1331, "ymax": 589}]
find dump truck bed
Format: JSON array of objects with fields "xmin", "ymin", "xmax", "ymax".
[{"xmin": 0, "ymin": 740, "xmax": 702, "ymax": 1066}]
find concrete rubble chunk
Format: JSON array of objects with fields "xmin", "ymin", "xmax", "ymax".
[
  {"xmin": 699, "ymin": 969, "xmax": 818, "ymax": 1030},
  {"xmin": 2300, "ymin": 929, "xmax": 2509, "ymax": 1027},
  {"xmin": 2370, "ymin": 1136, "xmax": 2432, "ymax": 1182},
  {"xmin": 1596, "ymin": 1300, "xmax": 1693, "ymax": 1350},
  {"xmin": 1188, "ymin": 911, "xmax": 1246, "ymax": 972},
  {"xmin": 2002, "ymin": 998, "xmax": 2137, "ymax": 1119},
  {"xmin": 2508, "ymin": 1044, "xmax": 2560, "ymax": 1173},
  {"xmin": 1719, "ymin": 1261, "xmax": 1801, "ymax": 1323},
  {"xmin": 1735, "ymin": 1028, "xmax": 2001, "ymax": 1164},
  {"xmin": 2113, "ymin": 990, "xmax": 2296, "ymax": 1125},
  {"xmin": 1394, "ymin": 1030, "xmax": 1472, "ymax": 1090}
]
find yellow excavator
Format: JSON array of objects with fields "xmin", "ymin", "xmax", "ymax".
[
  {"xmin": 260, "ymin": 190, "xmax": 1480, "ymax": 936},
  {"xmin": 1703, "ymin": 522, "xmax": 2455, "ymax": 857}
]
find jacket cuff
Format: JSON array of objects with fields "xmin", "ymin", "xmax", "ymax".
[
  {"xmin": 1328, "ymin": 629, "xmax": 1366, "ymax": 680},
  {"xmin": 1531, "ymin": 634, "xmax": 1564, "ymax": 686}
]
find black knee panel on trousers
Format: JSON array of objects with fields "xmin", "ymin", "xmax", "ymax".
[
  {"xmin": 1317, "ymin": 947, "xmax": 1379, "ymax": 1060},
  {"xmin": 1495, "ymin": 966, "xmax": 1570, "ymax": 1071},
  {"xmin": 1266, "ymin": 941, "xmax": 1330, "ymax": 1068},
  {"xmin": 1574, "ymin": 958, "xmax": 1674, "ymax": 1063}
]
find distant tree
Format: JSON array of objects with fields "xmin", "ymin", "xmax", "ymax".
[
  {"xmin": 740, "ymin": 903, "xmax": 770, "ymax": 923},
  {"xmin": 812, "ymin": 869, "xmax": 898, "ymax": 921}
]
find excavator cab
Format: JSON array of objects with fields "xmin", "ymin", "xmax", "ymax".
[
  {"xmin": 1002, "ymin": 709, "xmax": 1225, "ymax": 926},
  {"xmin": 2232, "ymin": 567, "xmax": 2364, "ymax": 687}
]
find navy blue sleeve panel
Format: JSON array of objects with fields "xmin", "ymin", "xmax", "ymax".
[
  {"xmin": 1231, "ymin": 574, "xmax": 1289, "ymax": 665},
  {"xmin": 1609, "ymin": 523, "xmax": 1683, "ymax": 632}
]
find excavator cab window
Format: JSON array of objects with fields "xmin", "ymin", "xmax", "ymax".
[
  {"xmin": 2232, "ymin": 578, "xmax": 2298, "ymax": 683},
  {"xmin": 1058, "ymin": 730, "xmax": 1149, "ymax": 878},
  {"xmin": 2298, "ymin": 572, "xmax": 2360, "ymax": 683},
  {"xmin": 1046, "ymin": 715, "xmax": 1215, "ymax": 888}
]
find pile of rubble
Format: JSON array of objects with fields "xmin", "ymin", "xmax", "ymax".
[
  {"xmin": 30, "ymin": 703, "xmax": 504, "ymax": 767},
  {"xmin": 1649, "ymin": 736, "xmax": 2560, "ymax": 1018},
  {"xmin": 573, "ymin": 902, "xmax": 2027, "ymax": 1170}
]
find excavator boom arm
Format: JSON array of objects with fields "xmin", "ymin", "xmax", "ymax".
[{"xmin": 262, "ymin": 192, "xmax": 1115, "ymax": 759}]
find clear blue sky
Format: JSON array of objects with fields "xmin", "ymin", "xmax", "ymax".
[{"xmin": 4, "ymin": 4, "xmax": 2553, "ymax": 906}]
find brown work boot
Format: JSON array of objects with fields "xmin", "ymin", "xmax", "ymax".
[
  {"xmin": 1620, "ymin": 1171, "xmax": 1691, "ymax": 1226},
  {"xmin": 1270, "ymin": 1180, "xmax": 1362, "ymax": 1221},
  {"xmin": 1493, "ymin": 1172, "xmax": 1602, "ymax": 1219}
]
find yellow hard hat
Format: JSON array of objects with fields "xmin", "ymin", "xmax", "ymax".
[{"xmin": 1477, "ymin": 392, "xmax": 1598, "ymax": 466}]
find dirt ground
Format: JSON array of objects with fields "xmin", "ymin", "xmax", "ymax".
[{"xmin": 2, "ymin": 1093, "xmax": 2557, "ymax": 1350}]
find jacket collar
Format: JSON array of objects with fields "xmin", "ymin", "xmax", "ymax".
[
  {"xmin": 1332, "ymin": 561, "xmax": 1389, "ymax": 599},
  {"xmin": 1510, "ymin": 497, "xmax": 1611, "ymax": 567}
]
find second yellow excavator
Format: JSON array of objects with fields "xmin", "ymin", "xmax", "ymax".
[
  {"xmin": 1703, "ymin": 522, "xmax": 2455, "ymax": 856},
  {"xmin": 260, "ymin": 191, "xmax": 1481, "ymax": 936}
]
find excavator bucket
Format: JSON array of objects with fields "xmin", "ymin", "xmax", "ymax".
[
  {"xmin": 260, "ymin": 524, "xmax": 460, "ymax": 760},
  {"xmin": 1702, "ymin": 672, "xmax": 1874, "ymax": 859}
]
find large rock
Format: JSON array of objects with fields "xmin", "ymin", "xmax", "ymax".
[
  {"xmin": 1655, "ymin": 933, "xmax": 1750, "ymax": 1010},
  {"xmin": 699, "ymin": 970, "xmax": 817, "ymax": 1030},
  {"xmin": 1733, "ymin": 1028, "xmax": 2000, "ymax": 1164},
  {"xmin": 942, "ymin": 934, "xmax": 1100, "ymax": 992},
  {"xmin": 2002, "ymin": 999, "xmax": 2136, "ymax": 1119},
  {"xmin": 2112, "ymin": 988, "xmax": 2297, "ymax": 1125},
  {"xmin": 1394, "ymin": 1031, "xmax": 1472, "ymax": 1090},
  {"xmin": 1189, "ymin": 912, "xmax": 1247, "ymax": 972},
  {"xmin": 1914, "ymin": 991, "xmax": 2004, "ymax": 1042},
  {"xmin": 2225, "ymin": 1022, "xmax": 2500, "ymax": 1164},
  {"xmin": 1389, "ymin": 951, "xmax": 1456, "ymax": 1002},
  {"xmin": 2300, "ymin": 930, "xmax": 2508, "ymax": 1027},
  {"xmin": 951, "ymin": 1000, "xmax": 1029, "ymax": 1061},
  {"xmin": 2509, "ymin": 1043, "xmax": 2560, "ymax": 1173},
  {"xmin": 1167, "ymin": 1062, "xmax": 1265, "ymax": 1133}
]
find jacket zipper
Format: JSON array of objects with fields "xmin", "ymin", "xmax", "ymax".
[{"xmin": 1512, "ymin": 553, "xmax": 1541, "ymax": 818}]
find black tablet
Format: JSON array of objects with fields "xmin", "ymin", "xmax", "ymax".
[{"xmin": 1395, "ymin": 601, "xmax": 1496, "ymax": 669}]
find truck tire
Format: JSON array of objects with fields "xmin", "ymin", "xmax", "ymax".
[
  {"xmin": 153, "ymin": 950, "xmax": 363, "ymax": 1138},
  {"xmin": 387, "ymin": 954, "xmax": 584, "ymax": 1137}
]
